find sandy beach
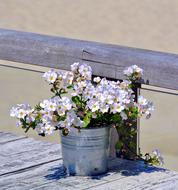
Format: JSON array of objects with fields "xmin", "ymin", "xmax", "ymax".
[{"xmin": 0, "ymin": 0, "xmax": 178, "ymax": 171}]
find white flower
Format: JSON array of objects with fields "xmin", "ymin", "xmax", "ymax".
[
  {"xmin": 123, "ymin": 66, "xmax": 133, "ymax": 76},
  {"xmin": 10, "ymin": 107, "xmax": 18, "ymax": 117},
  {"xmin": 82, "ymin": 83, "xmax": 95, "ymax": 100},
  {"xmin": 59, "ymin": 118, "xmax": 72, "ymax": 129},
  {"xmin": 122, "ymin": 98, "xmax": 131, "ymax": 104},
  {"xmin": 60, "ymin": 97, "xmax": 72, "ymax": 110},
  {"xmin": 46, "ymin": 101, "xmax": 57, "ymax": 112},
  {"xmin": 78, "ymin": 64, "xmax": 92, "ymax": 80},
  {"xmin": 87, "ymin": 100, "xmax": 100, "ymax": 112},
  {"xmin": 42, "ymin": 123, "xmax": 55, "ymax": 135},
  {"xmin": 152, "ymin": 149, "xmax": 161, "ymax": 157},
  {"xmin": 40, "ymin": 98, "xmax": 60, "ymax": 112},
  {"xmin": 10, "ymin": 104, "xmax": 32, "ymax": 119},
  {"xmin": 65, "ymin": 110, "xmax": 84, "ymax": 128},
  {"xmin": 100, "ymin": 78, "xmax": 108, "ymax": 86},
  {"xmin": 123, "ymin": 65, "xmax": 143, "ymax": 79},
  {"xmin": 40, "ymin": 99, "xmax": 57, "ymax": 112},
  {"xmin": 26, "ymin": 109, "xmax": 36, "ymax": 122},
  {"xmin": 100, "ymin": 104, "xmax": 109, "ymax": 113},
  {"xmin": 72, "ymin": 116, "xmax": 83, "ymax": 127},
  {"xmin": 137, "ymin": 96, "xmax": 154, "ymax": 119},
  {"xmin": 63, "ymin": 72, "xmax": 74, "ymax": 87},
  {"xmin": 152, "ymin": 149, "xmax": 164, "ymax": 166},
  {"xmin": 40, "ymin": 100, "xmax": 49, "ymax": 109},
  {"xmin": 17, "ymin": 103, "xmax": 31, "ymax": 110},
  {"xmin": 41, "ymin": 110, "xmax": 53, "ymax": 122},
  {"xmin": 120, "ymin": 80, "xmax": 131, "ymax": 89},
  {"xmin": 110, "ymin": 103, "xmax": 125, "ymax": 114},
  {"xmin": 93, "ymin": 77, "xmax": 101, "ymax": 83},
  {"xmin": 67, "ymin": 72, "xmax": 74, "ymax": 85},
  {"xmin": 56, "ymin": 97, "xmax": 72, "ymax": 116},
  {"xmin": 105, "ymin": 95, "xmax": 114, "ymax": 105},
  {"xmin": 36, "ymin": 123, "xmax": 44, "ymax": 134},
  {"xmin": 57, "ymin": 71, "xmax": 65, "ymax": 80},
  {"xmin": 138, "ymin": 96, "xmax": 148, "ymax": 106},
  {"xmin": 17, "ymin": 109, "xmax": 27, "ymax": 119},
  {"xmin": 77, "ymin": 80, "xmax": 87, "ymax": 88},
  {"xmin": 71, "ymin": 62, "xmax": 79, "ymax": 72},
  {"xmin": 43, "ymin": 69, "xmax": 57, "ymax": 84},
  {"xmin": 133, "ymin": 65, "xmax": 143, "ymax": 75},
  {"xmin": 57, "ymin": 108, "xmax": 65, "ymax": 116}
]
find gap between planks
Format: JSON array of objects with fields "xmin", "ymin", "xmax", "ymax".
[
  {"xmin": 0, "ymin": 136, "xmax": 28, "ymax": 145},
  {"xmin": 0, "ymin": 158, "xmax": 62, "ymax": 177}
]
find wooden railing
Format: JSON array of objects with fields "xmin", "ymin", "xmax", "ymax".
[
  {"xmin": 0, "ymin": 29, "xmax": 178, "ymax": 90},
  {"xmin": 0, "ymin": 28, "xmax": 178, "ymax": 155}
]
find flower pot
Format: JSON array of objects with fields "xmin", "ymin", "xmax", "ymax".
[{"xmin": 60, "ymin": 126, "xmax": 110, "ymax": 176}]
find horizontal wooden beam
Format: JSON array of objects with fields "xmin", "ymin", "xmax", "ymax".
[{"xmin": 0, "ymin": 29, "xmax": 177, "ymax": 90}]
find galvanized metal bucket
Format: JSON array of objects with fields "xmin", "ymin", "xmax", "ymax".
[{"xmin": 60, "ymin": 126, "xmax": 110, "ymax": 176}]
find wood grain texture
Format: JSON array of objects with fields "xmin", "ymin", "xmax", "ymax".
[
  {"xmin": 0, "ymin": 136, "xmax": 61, "ymax": 176},
  {"xmin": 0, "ymin": 132, "xmax": 178, "ymax": 190},
  {"xmin": 0, "ymin": 156, "xmax": 178, "ymax": 190},
  {"xmin": 0, "ymin": 131, "xmax": 27, "ymax": 144},
  {"xmin": 0, "ymin": 29, "xmax": 177, "ymax": 90}
]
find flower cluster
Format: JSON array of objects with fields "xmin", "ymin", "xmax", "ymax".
[
  {"xmin": 124, "ymin": 65, "xmax": 143, "ymax": 81},
  {"xmin": 10, "ymin": 62, "xmax": 163, "ymax": 165},
  {"xmin": 10, "ymin": 104, "xmax": 32, "ymax": 119},
  {"xmin": 10, "ymin": 63, "xmax": 153, "ymax": 134},
  {"xmin": 152, "ymin": 149, "xmax": 164, "ymax": 166},
  {"xmin": 144, "ymin": 149, "xmax": 164, "ymax": 166},
  {"xmin": 138, "ymin": 96, "xmax": 154, "ymax": 119}
]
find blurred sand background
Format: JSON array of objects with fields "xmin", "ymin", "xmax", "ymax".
[{"xmin": 0, "ymin": 0, "xmax": 178, "ymax": 171}]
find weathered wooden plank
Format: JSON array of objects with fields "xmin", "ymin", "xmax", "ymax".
[
  {"xmin": 0, "ymin": 131, "xmax": 27, "ymax": 144},
  {"xmin": 40, "ymin": 159, "xmax": 178, "ymax": 190},
  {"xmin": 87, "ymin": 173, "xmax": 178, "ymax": 190},
  {"xmin": 1, "ymin": 157, "xmax": 178, "ymax": 190},
  {"xmin": 0, "ymin": 132, "xmax": 178, "ymax": 189},
  {"xmin": 0, "ymin": 160, "xmax": 108, "ymax": 190},
  {"xmin": 0, "ymin": 135, "xmax": 61, "ymax": 175},
  {"xmin": 0, "ymin": 161, "xmax": 68, "ymax": 190},
  {"xmin": 88, "ymin": 159, "xmax": 178, "ymax": 190},
  {"xmin": 0, "ymin": 29, "xmax": 177, "ymax": 90}
]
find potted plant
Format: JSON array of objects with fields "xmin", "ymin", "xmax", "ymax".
[{"xmin": 10, "ymin": 63, "xmax": 163, "ymax": 176}]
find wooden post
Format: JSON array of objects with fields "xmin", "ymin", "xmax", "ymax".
[{"xmin": 108, "ymin": 80, "xmax": 141, "ymax": 159}]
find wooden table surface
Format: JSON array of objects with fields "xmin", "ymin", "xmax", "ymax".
[{"xmin": 0, "ymin": 131, "xmax": 178, "ymax": 190}]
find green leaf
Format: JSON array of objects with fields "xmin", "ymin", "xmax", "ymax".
[
  {"xmin": 24, "ymin": 126, "xmax": 31, "ymax": 133},
  {"xmin": 72, "ymin": 96, "xmax": 80, "ymax": 105},
  {"xmin": 83, "ymin": 112, "xmax": 92, "ymax": 128},
  {"xmin": 57, "ymin": 115, "xmax": 66, "ymax": 122},
  {"xmin": 129, "ymin": 141, "xmax": 136, "ymax": 150},
  {"xmin": 67, "ymin": 85, "xmax": 74, "ymax": 89},
  {"xmin": 29, "ymin": 121, "xmax": 37, "ymax": 130},
  {"xmin": 115, "ymin": 141, "xmax": 123, "ymax": 150},
  {"xmin": 20, "ymin": 118, "xmax": 26, "ymax": 126},
  {"xmin": 111, "ymin": 113, "xmax": 122, "ymax": 123},
  {"xmin": 35, "ymin": 104, "xmax": 42, "ymax": 111},
  {"xmin": 129, "ymin": 107, "xmax": 139, "ymax": 119}
]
